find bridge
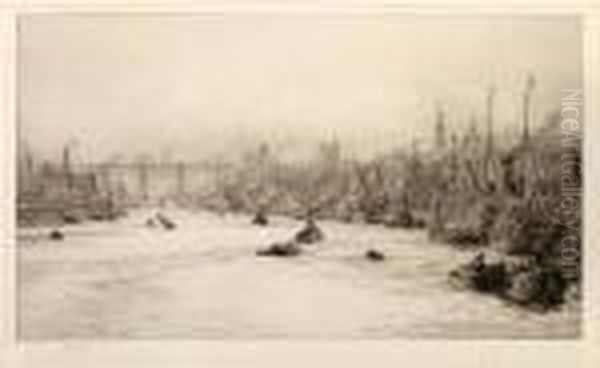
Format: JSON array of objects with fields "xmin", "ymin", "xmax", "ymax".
[{"xmin": 79, "ymin": 160, "xmax": 235, "ymax": 203}]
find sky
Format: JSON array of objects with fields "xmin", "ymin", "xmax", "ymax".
[{"xmin": 18, "ymin": 13, "xmax": 583, "ymax": 163}]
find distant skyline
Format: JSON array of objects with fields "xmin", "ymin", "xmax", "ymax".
[{"xmin": 19, "ymin": 13, "xmax": 582, "ymax": 163}]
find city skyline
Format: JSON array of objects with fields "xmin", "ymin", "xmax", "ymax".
[{"xmin": 19, "ymin": 14, "xmax": 582, "ymax": 162}]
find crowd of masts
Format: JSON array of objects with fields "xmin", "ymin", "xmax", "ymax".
[{"xmin": 17, "ymin": 72, "xmax": 581, "ymax": 309}]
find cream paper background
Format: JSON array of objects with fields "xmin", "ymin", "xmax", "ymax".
[{"xmin": 0, "ymin": 1, "xmax": 599, "ymax": 367}]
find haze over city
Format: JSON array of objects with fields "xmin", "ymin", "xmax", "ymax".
[{"xmin": 19, "ymin": 13, "xmax": 581, "ymax": 163}]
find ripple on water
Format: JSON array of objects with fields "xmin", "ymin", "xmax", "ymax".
[{"xmin": 17, "ymin": 209, "xmax": 582, "ymax": 339}]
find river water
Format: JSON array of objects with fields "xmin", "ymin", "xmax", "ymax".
[{"xmin": 17, "ymin": 209, "xmax": 581, "ymax": 340}]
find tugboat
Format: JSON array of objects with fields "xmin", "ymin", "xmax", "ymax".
[
  {"xmin": 155, "ymin": 212, "xmax": 177, "ymax": 230},
  {"xmin": 256, "ymin": 240, "xmax": 302, "ymax": 257},
  {"xmin": 294, "ymin": 217, "xmax": 324, "ymax": 244},
  {"xmin": 251, "ymin": 210, "xmax": 269, "ymax": 226},
  {"xmin": 49, "ymin": 229, "xmax": 64, "ymax": 241},
  {"xmin": 365, "ymin": 249, "xmax": 385, "ymax": 262}
]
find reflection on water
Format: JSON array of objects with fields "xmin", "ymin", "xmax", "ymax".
[{"xmin": 18, "ymin": 210, "xmax": 581, "ymax": 340}]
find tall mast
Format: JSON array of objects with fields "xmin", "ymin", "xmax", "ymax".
[
  {"xmin": 485, "ymin": 85, "xmax": 496, "ymax": 157},
  {"xmin": 62, "ymin": 143, "xmax": 74, "ymax": 192},
  {"xmin": 434, "ymin": 102, "xmax": 447, "ymax": 152},
  {"xmin": 522, "ymin": 73, "xmax": 536, "ymax": 145}
]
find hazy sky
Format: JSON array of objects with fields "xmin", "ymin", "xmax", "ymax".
[{"xmin": 19, "ymin": 13, "xmax": 582, "ymax": 163}]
